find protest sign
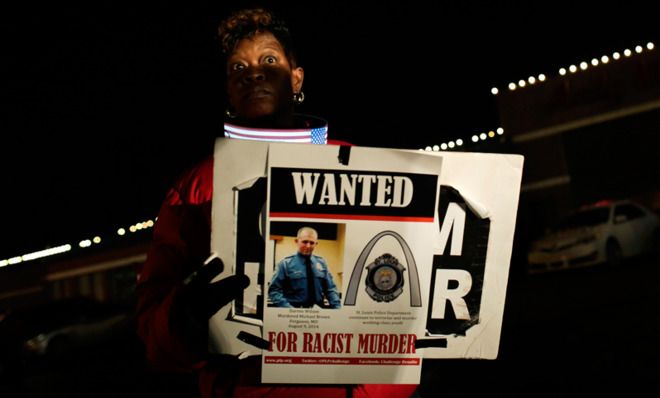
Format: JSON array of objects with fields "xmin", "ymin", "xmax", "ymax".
[
  {"xmin": 208, "ymin": 139, "xmax": 523, "ymax": 383},
  {"xmin": 260, "ymin": 143, "xmax": 442, "ymax": 383}
]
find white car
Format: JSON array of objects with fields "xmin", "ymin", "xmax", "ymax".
[{"xmin": 527, "ymin": 200, "xmax": 659, "ymax": 274}]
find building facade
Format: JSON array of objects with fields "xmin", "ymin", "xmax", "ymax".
[{"xmin": 496, "ymin": 45, "xmax": 660, "ymax": 243}]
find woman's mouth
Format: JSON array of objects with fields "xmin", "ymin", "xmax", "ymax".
[{"xmin": 244, "ymin": 88, "xmax": 272, "ymax": 101}]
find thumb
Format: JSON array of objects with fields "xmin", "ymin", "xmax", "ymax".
[
  {"xmin": 184, "ymin": 257, "xmax": 224, "ymax": 287},
  {"xmin": 205, "ymin": 274, "xmax": 251, "ymax": 318}
]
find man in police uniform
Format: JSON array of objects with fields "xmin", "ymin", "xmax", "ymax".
[{"xmin": 269, "ymin": 227, "xmax": 341, "ymax": 308}]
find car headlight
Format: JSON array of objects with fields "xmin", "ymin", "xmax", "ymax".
[{"xmin": 23, "ymin": 333, "xmax": 48, "ymax": 353}]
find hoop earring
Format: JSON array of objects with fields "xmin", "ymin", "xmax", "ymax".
[
  {"xmin": 225, "ymin": 108, "xmax": 236, "ymax": 119},
  {"xmin": 293, "ymin": 91, "xmax": 305, "ymax": 105}
]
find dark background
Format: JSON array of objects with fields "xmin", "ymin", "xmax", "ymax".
[{"xmin": 2, "ymin": 0, "xmax": 657, "ymax": 259}]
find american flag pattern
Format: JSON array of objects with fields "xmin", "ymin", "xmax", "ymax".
[{"xmin": 224, "ymin": 122, "xmax": 328, "ymax": 144}]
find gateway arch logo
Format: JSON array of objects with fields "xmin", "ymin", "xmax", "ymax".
[{"xmin": 344, "ymin": 231, "xmax": 422, "ymax": 307}]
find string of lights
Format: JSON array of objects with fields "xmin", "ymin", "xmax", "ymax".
[
  {"xmin": 491, "ymin": 42, "xmax": 655, "ymax": 95},
  {"xmin": 420, "ymin": 41, "xmax": 655, "ymax": 152},
  {"xmin": 421, "ymin": 127, "xmax": 505, "ymax": 152},
  {"xmin": 0, "ymin": 219, "xmax": 156, "ymax": 268}
]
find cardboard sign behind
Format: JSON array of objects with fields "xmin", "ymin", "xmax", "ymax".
[{"xmin": 209, "ymin": 139, "xmax": 523, "ymax": 372}]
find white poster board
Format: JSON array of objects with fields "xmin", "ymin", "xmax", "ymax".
[{"xmin": 209, "ymin": 138, "xmax": 523, "ymax": 383}]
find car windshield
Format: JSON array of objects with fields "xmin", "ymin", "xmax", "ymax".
[{"xmin": 557, "ymin": 207, "xmax": 610, "ymax": 230}]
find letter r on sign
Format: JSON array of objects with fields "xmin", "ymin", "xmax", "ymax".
[{"xmin": 431, "ymin": 269, "xmax": 472, "ymax": 320}]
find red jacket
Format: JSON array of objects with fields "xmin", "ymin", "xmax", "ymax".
[{"xmin": 136, "ymin": 136, "xmax": 417, "ymax": 398}]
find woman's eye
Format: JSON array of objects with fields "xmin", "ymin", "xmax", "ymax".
[
  {"xmin": 264, "ymin": 56, "xmax": 277, "ymax": 64},
  {"xmin": 231, "ymin": 63, "xmax": 245, "ymax": 71}
]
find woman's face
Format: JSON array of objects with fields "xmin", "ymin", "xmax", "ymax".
[{"xmin": 226, "ymin": 32, "xmax": 303, "ymax": 127}]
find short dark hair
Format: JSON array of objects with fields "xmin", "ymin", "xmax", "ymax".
[{"xmin": 217, "ymin": 8, "xmax": 297, "ymax": 65}]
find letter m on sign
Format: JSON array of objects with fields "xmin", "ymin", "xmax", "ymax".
[{"xmin": 426, "ymin": 185, "xmax": 490, "ymax": 336}]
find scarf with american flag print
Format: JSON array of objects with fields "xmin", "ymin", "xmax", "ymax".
[{"xmin": 223, "ymin": 115, "xmax": 328, "ymax": 144}]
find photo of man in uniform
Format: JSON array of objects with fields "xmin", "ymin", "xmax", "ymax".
[{"xmin": 268, "ymin": 226, "xmax": 341, "ymax": 309}]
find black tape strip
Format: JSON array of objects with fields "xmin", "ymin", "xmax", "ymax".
[
  {"xmin": 338, "ymin": 145, "xmax": 351, "ymax": 165},
  {"xmin": 236, "ymin": 331, "xmax": 270, "ymax": 350},
  {"xmin": 415, "ymin": 338, "xmax": 448, "ymax": 349}
]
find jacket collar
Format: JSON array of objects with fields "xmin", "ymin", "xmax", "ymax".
[{"xmin": 224, "ymin": 114, "xmax": 328, "ymax": 144}]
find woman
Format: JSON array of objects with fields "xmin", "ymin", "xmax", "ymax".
[{"xmin": 136, "ymin": 8, "xmax": 418, "ymax": 398}]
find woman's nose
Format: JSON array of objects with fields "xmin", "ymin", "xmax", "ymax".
[{"xmin": 242, "ymin": 65, "xmax": 265, "ymax": 82}]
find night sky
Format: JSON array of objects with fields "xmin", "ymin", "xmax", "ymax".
[{"xmin": 2, "ymin": 1, "xmax": 657, "ymax": 259}]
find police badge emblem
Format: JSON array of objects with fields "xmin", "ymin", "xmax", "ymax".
[
  {"xmin": 365, "ymin": 253, "xmax": 406, "ymax": 302},
  {"xmin": 344, "ymin": 231, "xmax": 422, "ymax": 307}
]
